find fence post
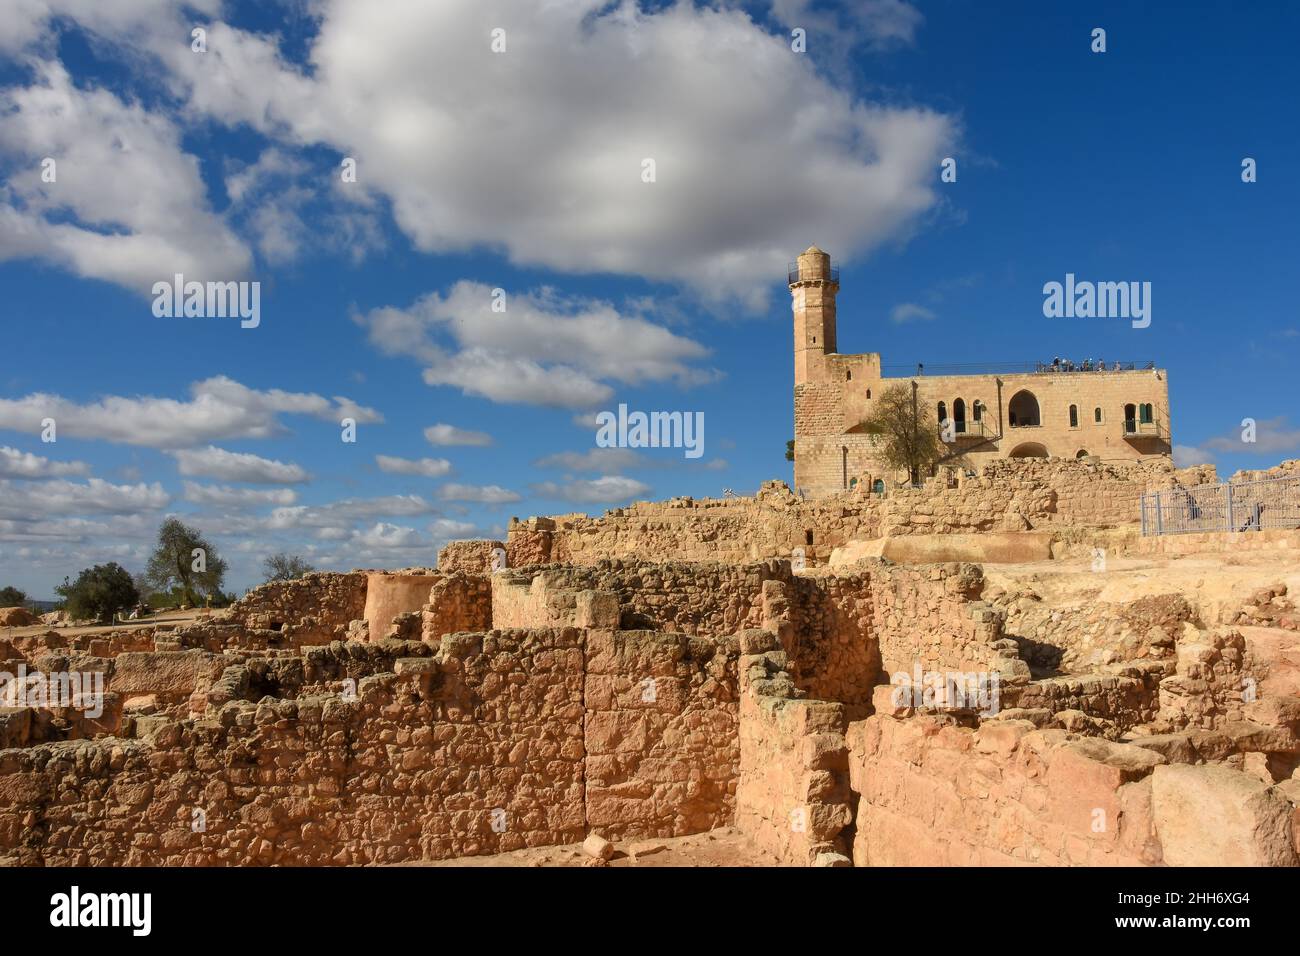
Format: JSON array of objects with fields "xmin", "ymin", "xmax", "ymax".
[
  {"xmin": 1140, "ymin": 494, "xmax": 1148, "ymax": 535},
  {"xmin": 1225, "ymin": 483, "xmax": 1234, "ymax": 533},
  {"xmin": 1155, "ymin": 494, "xmax": 1163, "ymax": 535}
]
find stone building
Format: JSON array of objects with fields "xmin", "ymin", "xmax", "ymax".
[{"xmin": 791, "ymin": 246, "xmax": 1173, "ymax": 498}]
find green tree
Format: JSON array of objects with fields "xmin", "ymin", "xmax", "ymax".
[
  {"xmin": 785, "ymin": 439, "xmax": 795, "ymax": 462},
  {"xmin": 262, "ymin": 553, "xmax": 315, "ymax": 583},
  {"xmin": 55, "ymin": 563, "xmax": 138, "ymax": 624},
  {"xmin": 0, "ymin": 585, "xmax": 27, "ymax": 607},
  {"xmin": 858, "ymin": 382, "xmax": 946, "ymax": 485},
  {"xmin": 144, "ymin": 518, "xmax": 228, "ymax": 606}
]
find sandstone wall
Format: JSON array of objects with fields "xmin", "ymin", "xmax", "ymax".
[
  {"xmin": 735, "ymin": 631, "xmax": 852, "ymax": 865},
  {"xmin": 187, "ymin": 572, "xmax": 368, "ymax": 649},
  {"xmin": 0, "ymin": 627, "xmax": 751, "ymax": 866},
  {"xmin": 501, "ymin": 460, "xmax": 1205, "ymax": 572},
  {"xmin": 422, "ymin": 572, "xmax": 492, "ymax": 641},
  {"xmin": 583, "ymin": 630, "xmax": 739, "ymax": 839},
  {"xmin": 847, "ymin": 712, "xmax": 1299, "ymax": 867}
]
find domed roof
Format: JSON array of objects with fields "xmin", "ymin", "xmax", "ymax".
[{"xmin": 803, "ymin": 245, "xmax": 825, "ymax": 255}]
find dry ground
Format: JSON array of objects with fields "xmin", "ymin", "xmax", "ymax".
[{"xmin": 397, "ymin": 827, "xmax": 782, "ymax": 867}]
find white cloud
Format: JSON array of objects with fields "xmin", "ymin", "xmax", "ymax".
[
  {"xmin": 530, "ymin": 476, "xmax": 651, "ymax": 504},
  {"xmin": 438, "ymin": 483, "xmax": 521, "ymax": 504},
  {"xmin": 0, "ymin": 445, "xmax": 89, "ymax": 478},
  {"xmin": 0, "ymin": 60, "xmax": 251, "ymax": 291},
  {"xmin": 1204, "ymin": 416, "xmax": 1300, "ymax": 455},
  {"xmin": 357, "ymin": 282, "xmax": 714, "ymax": 409},
  {"xmin": 0, "ymin": 478, "xmax": 169, "ymax": 517},
  {"xmin": 375, "ymin": 455, "xmax": 452, "ymax": 478},
  {"xmin": 534, "ymin": 448, "xmax": 646, "ymax": 472},
  {"xmin": 12, "ymin": 1, "xmax": 955, "ymax": 306},
  {"xmin": 182, "ymin": 482, "xmax": 298, "ymax": 508},
  {"xmin": 265, "ymin": 495, "xmax": 438, "ymax": 532},
  {"xmin": 889, "ymin": 302, "xmax": 937, "ymax": 324},
  {"xmin": 1172, "ymin": 445, "xmax": 1216, "ymax": 467},
  {"xmin": 170, "ymin": 446, "xmax": 309, "ymax": 484},
  {"xmin": 0, "ymin": 376, "xmax": 381, "ymax": 448},
  {"xmin": 424, "ymin": 423, "xmax": 493, "ymax": 447}
]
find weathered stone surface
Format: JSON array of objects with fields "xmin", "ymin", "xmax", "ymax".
[{"xmin": 1150, "ymin": 764, "xmax": 1299, "ymax": 867}]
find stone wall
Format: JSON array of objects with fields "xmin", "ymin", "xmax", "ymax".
[
  {"xmin": 182, "ymin": 572, "xmax": 368, "ymax": 650},
  {"xmin": 847, "ymin": 712, "xmax": 1299, "ymax": 867},
  {"xmin": 422, "ymin": 572, "xmax": 492, "ymax": 641},
  {"xmin": 499, "ymin": 459, "xmax": 1209, "ymax": 572},
  {"xmin": 735, "ymin": 630, "xmax": 852, "ymax": 866},
  {"xmin": 997, "ymin": 592, "xmax": 1193, "ymax": 676},
  {"xmin": 437, "ymin": 540, "xmax": 504, "ymax": 575},
  {"xmin": 583, "ymin": 629, "xmax": 739, "ymax": 839},
  {"xmin": 0, "ymin": 626, "xmax": 752, "ymax": 866}
]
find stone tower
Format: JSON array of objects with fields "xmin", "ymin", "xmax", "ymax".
[{"xmin": 790, "ymin": 245, "xmax": 838, "ymax": 385}]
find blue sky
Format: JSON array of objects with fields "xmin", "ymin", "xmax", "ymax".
[{"xmin": 0, "ymin": 0, "xmax": 1296, "ymax": 597}]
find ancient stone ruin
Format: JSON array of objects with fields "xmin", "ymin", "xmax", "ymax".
[{"xmin": 1, "ymin": 456, "xmax": 1298, "ymax": 867}]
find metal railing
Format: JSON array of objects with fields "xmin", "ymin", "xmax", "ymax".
[
  {"xmin": 788, "ymin": 264, "xmax": 840, "ymax": 285},
  {"xmin": 1140, "ymin": 474, "xmax": 1300, "ymax": 536},
  {"xmin": 884, "ymin": 361, "xmax": 1157, "ymax": 377}
]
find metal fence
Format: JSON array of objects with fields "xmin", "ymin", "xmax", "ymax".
[{"xmin": 1140, "ymin": 474, "xmax": 1300, "ymax": 536}]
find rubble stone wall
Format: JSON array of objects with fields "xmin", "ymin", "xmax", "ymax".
[{"xmin": 0, "ymin": 627, "xmax": 750, "ymax": 866}]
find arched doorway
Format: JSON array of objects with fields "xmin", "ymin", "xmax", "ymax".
[
  {"xmin": 1008, "ymin": 390, "xmax": 1041, "ymax": 427},
  {"xmin": 1009, "ymin": 442, "xmax": 1049, "ymax": 458},
  {"xmin": 1075, "ymin": 449, "xmax": 1090, "ymax": 459},
  {"xmin": 1124, "ymin": 403, "xmax": 1137, "ymax": 433},
  {"xmin": 953, "ymin": 398, "xmax": 967, "ymax": 434}
]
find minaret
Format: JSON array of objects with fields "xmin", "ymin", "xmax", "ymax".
[{"xmin": 790, "ymin": 245, "xmax": 838, "ymax": 385}]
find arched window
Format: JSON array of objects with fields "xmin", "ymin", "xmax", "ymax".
[
  {"xmin": 937, "ymin": 401, "xmax": 947, "ymax": 426},
  {"xmin": 1009, "ymin": 442, "xmax": 1049, "ymax": 459},
  {"xmin": 1140, "ymin": 403, "xmax": 1154, "ymax": 424},
  {"xmin": 866, "ymin": 389, "xmax": 871, "ymax": 400},
  {"xmin": 953, "ymin": 398, "xmax": 967, "ymax": 434},
  {"xmin": 972, "ymin": 400, "xmax": 982, "ymax": 423},
  {"xmin": 1124, "ymin": 403, "xmax": 1137, "ymax": 433},
  {"xmin": 846, "ymin": 369, "xmax": 852, "ymax": 381},
  {"xmin": 1008, "ymin": 390, "xmax": 1041, "ymax": 427},
  {"xmin": 1069, "ymin": 404, "xmax": 1079, "ymax": 428},
  {"xmin": 1076, "ymin": 449, "xmax": 1090, "ymax": 459},
  {"xmin": 1094, "ymin": 406, "xmax": 1102, "ymax": 424},
  {"xmin": 841, "ymin": 446, "xmax": 849, "ymax": 489},
  {"xmin": 872, "ymin": 478, "xmax": 884, "ymax": 494}
]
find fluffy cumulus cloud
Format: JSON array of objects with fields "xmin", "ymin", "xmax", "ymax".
[
  {"xmin": 169, "ymin": 446, "xmax": 309, "ymax": 484},
  {"xmin": 424, "ymin": 424, "xmax": 492, "ymax": 447},
  {"xmin": 0, "ymin": 376, "xmax": 380, "ymax": 448},
  {"xmin": 375, "ymin": 455, "xmax": 453, "ymax": 478},
  {"xmin": 0, "ymin": 478, "xmax": 169, "ymax": 519},
  {"xmin": 1, "ymin": 1, "xmax": 957, "ymax": 304},
  {"xmin": 0, "ymin": 60, "xmax": 251, "ymax": 290},
  {"xmin": 1172, "ymin": 444, "xmax": 1216, "ymax": 468},
  {"xmin": 531, "ymin": 476, "xmax": 651, "ymax": 504},
  {"xmin": 0, "ymin": 445, "xmax": 89, "ymax": 478},
  {"xmin": 357, "ymin": 282, "xmax": 715, "ymax": 409},
  {"xmin": 181, "ymin": 482, "xmax": 298, "ymax": 508},
  {"xmin": 437, "ymin": 483, "xmax": 522, "ymax": 504}
]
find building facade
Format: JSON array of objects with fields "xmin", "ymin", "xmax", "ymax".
[{"xmin": 791, "ymin": 246, "xmax": 1173, "ymax": 498}]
